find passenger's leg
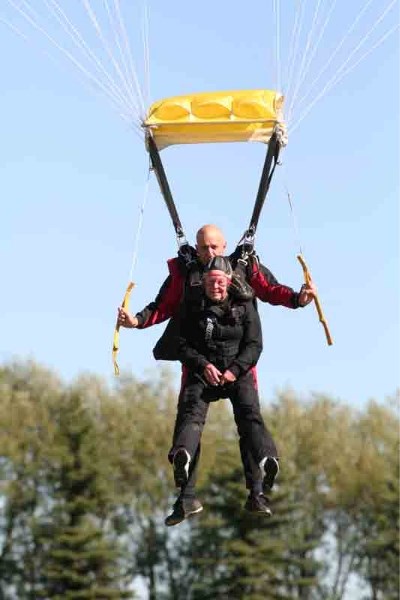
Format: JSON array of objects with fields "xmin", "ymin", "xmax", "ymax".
[
  {"xmin": 229, "ymin": 371, "xmax": 279, "ymax": 513},
  {"xmin": 165, "ymin": 377, "xmax": 209, "ymax": 526}
]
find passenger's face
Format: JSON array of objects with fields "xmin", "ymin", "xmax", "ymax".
[
  {"xmin": 196, "ymin": 230, "xmax": 226, "ymax": 265},
  {"xmin": 203, "ymin": 271, "xmax": 231, "ymax": 302}
]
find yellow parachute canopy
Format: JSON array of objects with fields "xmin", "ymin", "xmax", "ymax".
[{"xmin": 144, "ymin": 89, "xmax": 286, "ymax": 150}]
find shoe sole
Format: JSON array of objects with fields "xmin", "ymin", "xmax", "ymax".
[
  {"xmin": 173, "ymin": 451, "xmax": 189, "ymax": 487},
  {"xmin": 263, "ymin": 457, "xmax": 279, "ymax": 490},
  {"xmin": 165, "ymin": 505, "xmax": 203, "ymax": 527},
  {"xmin": 244, "ymin": 506, "xmax": 272, "ymax": 516}
]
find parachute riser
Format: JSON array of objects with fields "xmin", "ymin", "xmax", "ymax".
[
  {"xmin": 248, "ymin": 131, "xmax": 281, "ymax": 234},
  {"xmin": 237, "ymin": 132, "xmax": 281, "ymax": 261},
  {"xmin": 146, "ymin": 132, "xmax": 186, "ymax": 238},
  {"xmin": 146, "ymin": 132, "xmax": 197, "ymax": 267}
]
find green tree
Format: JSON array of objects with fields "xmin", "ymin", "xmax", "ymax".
[
  {"xmin": 0, "ymin": 361, "xmax": 63, "ymax": 598},
  {"xmin": 39, "ymin": 387, "xmax": 132, "ymax": 599},
  {"xmin": 0, "ymin": 362, "xmax": 132, "ymax": 599},
  {"xmin": 351, "ymin": 398, "xmax": 399, "ymax": 600},
  {"xmin": 178, "ymin": 393, "xmax": 324, "ymax": 600},
  {"xmin": 1, "ymin": 360, "xmax": 398, "ymax": 600},
  {"xmin": 107, "ymin": 371, "xmax": 184, "ymax": 600}
]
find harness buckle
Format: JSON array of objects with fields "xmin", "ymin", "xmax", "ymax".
[
  {"xmin": 237, "ymin": 257, "xmax": 248, "ymax": 267},
  {"xmin": 238, "ymin": 228, "xmax": 256, "ymax": 258},
  {"xmin": 205, "ymin": 317, "xmax": 214, "ymax": 342}
]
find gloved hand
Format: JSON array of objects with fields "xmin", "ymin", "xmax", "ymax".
[{"xmin": 178, "ymin": 243, "xmax": 197, "ymax": 265}]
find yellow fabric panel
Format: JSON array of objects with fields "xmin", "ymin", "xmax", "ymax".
[{"xmin": 144, "ymin": 89, "xmax": 284, "ymax": 149}]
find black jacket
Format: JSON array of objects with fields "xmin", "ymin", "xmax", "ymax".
[{"xmin": 177, "ymin": 294, "xmax": 263, "ymax": 378}]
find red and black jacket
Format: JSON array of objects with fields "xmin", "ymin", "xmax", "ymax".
[{"xmin": 135, "ymin": 253, "xmax": 301, "ymax": 330}]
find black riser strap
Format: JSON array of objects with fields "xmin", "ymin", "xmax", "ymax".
[
  {"xmin": 248, "ymin": 133, "xmax": 281, "ymax": 233},
  {"xmin": 147, "ymin": 134, "xmax": 184, "ymax": 236}
]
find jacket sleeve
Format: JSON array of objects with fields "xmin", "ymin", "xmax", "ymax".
[
  {"xmin": 135, "ymin": 259, "xmax": 185, "ymax": 329},
  {"xmin": 228, "ymin": 302, "xmax": 263, "ymax": 377},
  {"xmin": 176, "ymin": 310, "xmax": 209, "ymax": 373},
  {"xmin": 248, "ymin": 259, "xmax": 301, "ymax": 308}
]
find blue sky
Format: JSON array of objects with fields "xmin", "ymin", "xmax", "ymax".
[{"xmin": 0, "ymin": 1, "xmax": 398, "ymax": 408}]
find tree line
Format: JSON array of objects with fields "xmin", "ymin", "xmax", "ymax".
[{"xmin": 0, "ymin": 360, "xmax": 398, "ymax": 599}]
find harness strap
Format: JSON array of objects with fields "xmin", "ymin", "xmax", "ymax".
[{"xmin": 188, "ymin": 265, "xmax": 202, "ymax": 287}]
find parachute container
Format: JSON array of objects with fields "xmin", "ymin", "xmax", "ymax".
[{"xmin": 144, "ymin": 89, "xmax": 285, "ymax": 150}]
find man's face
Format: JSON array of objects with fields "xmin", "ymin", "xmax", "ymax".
[
  {"xmin": 203, "ymin": 270, "xmax": 231, "ymax": 302},
  {"xmin": 196, "ymin": 229, "xmax": 227, "ymax": 265}
]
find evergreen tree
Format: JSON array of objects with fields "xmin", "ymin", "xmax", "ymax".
[
  {"xmin": 111, "ymin": 372, "xmax": 179, "ymax": 599},
  {"xmin": 39, "ymin": 388, "xmax": 132, "ymax": 599},
  {"xmin": 186, "ymin": 435, "xmax": 323, "ymax": 599}
]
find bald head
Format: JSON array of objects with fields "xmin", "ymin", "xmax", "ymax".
[{"xmin": 196, "ymin": 224, "xmax": 227, "ymax": 265}]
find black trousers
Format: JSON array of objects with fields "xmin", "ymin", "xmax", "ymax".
[{"xmin": 169, "ymin": 369, "xmax": 278, "ymax": 496}]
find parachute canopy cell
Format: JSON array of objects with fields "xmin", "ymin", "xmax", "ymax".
[{"xmin": 144, "ymin": 89, "xmax": 286, "ymax": 150}]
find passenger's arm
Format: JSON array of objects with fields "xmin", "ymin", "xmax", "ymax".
[
  {"xmin": 228, "ymin": 303, "xmax": 263, "ymax": 377},
  {"xmin": 177, "ymin": 324, "xmax": 209, "ymax": 373}
]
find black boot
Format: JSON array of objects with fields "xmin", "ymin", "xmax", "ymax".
[
  {"xmin": 244, "ymin": 493, "xmax": 272, "ymax": 515},
  {"xmin": 165, "ymin": 497, "xmax": 203, "ymax": 527}
]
